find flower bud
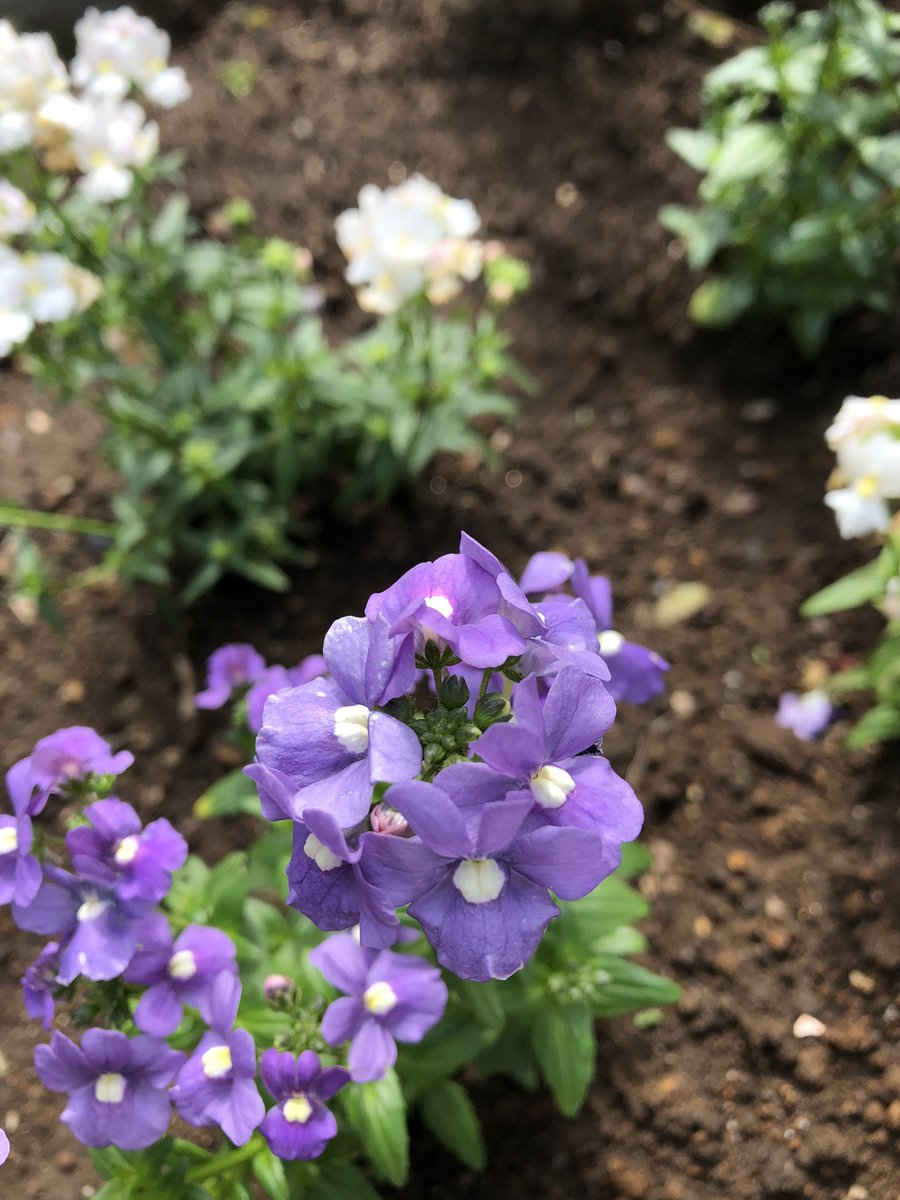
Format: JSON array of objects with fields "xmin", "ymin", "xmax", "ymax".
[
  {"xmin": 264, "ymin": 974, "xmax": 295, "ymax": 1006},
  {"xmin": 370, "ymin": 804, "xmax": 409, "ymax": 837}
]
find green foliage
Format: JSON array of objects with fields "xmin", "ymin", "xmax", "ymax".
[
  {"xmin": 804, "ymin": 532, "xmax": 900, "ymax": 747},
  {"xmin": 662, "ymin": 0, "xmax": 900, "ymax": 353},
  {"xmin": 1, "ymin": 161, "xmax": 523, "ymax": 615}
]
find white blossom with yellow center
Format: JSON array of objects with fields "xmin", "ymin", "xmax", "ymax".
[
  {"xmin": 363, "ymin": 980, "xmax": 398, "ymax": 1015},
  {"xmin": 201, "ymin": 1044, "xmax": 233, "ymax": 1080},
  {"xmin": 283, "ymin": 1095, "xmax": 313, "ymax": 1124}
]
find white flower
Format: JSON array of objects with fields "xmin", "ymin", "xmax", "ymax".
[
  {"xmin": 335, "ymin": 174, "xmax": 482, "ymax": 314},
  {"xmin": 72, "ymin": 6, "xmax": 191, "ymax": 109},
  {"xmin": 826, "ymin": 394, "xmax": 900, "ymax": 451},
  {"xmin": 39, "ymin": 93, "xmax": 159, "ymax": 202},
  {"xmin": 0, "ymin": 20, "xmax": 68, "ymax": 150},
  {"xmin": 0, "ymin": 180, "xmax": 36, "ymax": 239},
  {"xmin": 0, "ymin": 245, "xmax": 100, "ymax": 358},
  {"xmin": 824, "ymin": 486, "xmax": 890, "ymax": 539}
]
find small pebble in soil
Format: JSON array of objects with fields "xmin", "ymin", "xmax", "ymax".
[{"xmin": 793, "ymin": 1014, "xmax": 826, "ymax": 1039}]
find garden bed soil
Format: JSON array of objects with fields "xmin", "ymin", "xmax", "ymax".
[{"xmin": 1, "ymin": 2, "xmax": 898, "ymax": 1197}]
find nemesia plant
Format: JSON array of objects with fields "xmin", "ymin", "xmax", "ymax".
[
  {"xmin": 661, "ymin": 0, "xmax": 900, "ymax": 354},
  {"xmin": 0, "ymin": 10, "xmax": 527, "ymax": 617},
  {"xmin": 3, "ymin": 535, "xmax": 678, "ymax": 1196},
  {"xmin": 800, "ymin": 394, "xmax": 900, "ymax": 747}
]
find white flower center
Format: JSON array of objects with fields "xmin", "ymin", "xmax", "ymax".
[
  {"xmin": 423, "ymin": 593, "xmax": 454, "ymax": 620},
  {"xmin": 168, "ymin": 949, "xmax": 198, "ymax": 981},
  {"xmin": 0, "ymin": 826, "xmax": 18, "ymax": 855},
  {"xmin": 94, "ymin": 1072, "xmax": 126, "ymax": 1104},
  {"xmin": 333, "ymin": 704, "xmax": 370, "ymax": 753},
  {"xmin": 283, "ymin": 1095, "xmax": 313, "ymax": 1124},
  {"xmin": 530, "ymin": 764, "xmax": 576, "ymax": 809},
  {"xmin": 452, "ymin": 858, "xmax": 505, "ymax": 904},
  {"xmin": 597, "ymin": 629, "xmax": 624, "ymax": 656},
  {"xmin": 364, "ymin": 980, "xmax": 398, "ymax": 1015},
  {"xmin": 114, "ymin": 835, "xmax": 140, "ymax": 865},
  {"xmin": 303, "ymin": 834, "xmax": 342, "ymax": 872},
  {"xmin": 201, "ymin": 1044, "xmax": 233, "ymax": 1079},
  {"xmin": 77, "ymin": 896, "xmax": 110, "ymax": 922}
]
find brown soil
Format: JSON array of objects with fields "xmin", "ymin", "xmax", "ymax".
[{"xmin": 1, "ymin": 2, "xmax": 898, "ymax": 1198}]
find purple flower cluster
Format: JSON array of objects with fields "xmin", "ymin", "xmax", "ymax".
[
  {"xmin": 195, "ymin": 643, "xmax": 327, "ymax": 733},
  {"xmin": 248, "ymin": 534, "xmax": 653, "ymax": 981}
]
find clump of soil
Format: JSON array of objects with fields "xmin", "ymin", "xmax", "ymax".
[{"xmin": 1, "ymin": 2, "xmax": 897, "ymax": 1198}]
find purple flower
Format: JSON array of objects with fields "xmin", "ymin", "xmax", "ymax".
[
  {"xmin": 246, "ymin": 655, "xmax": 327, "ymax": 734},
  {"xmin": 14, "ymin": 861, "xmax": 151, "ymax": 984},
  {"xmin": 286, "ymin": 806, "xmax": 398, "ymax": 949},
  {"xmin": 362, "ymin": 762, "xmax": 610, "ymax": 981},
  {"xmin": 171, "ymin": 973, "xmax": 264, "ymax": 1146},
  {"xmin": 66, "ymin": 798, "xmax": 187, "ymax": 904},
  {"xmin": 476, "ymin": 671, "xmax": 643, "ymax": 855},
  {"xmin": 195, "ymin": 644, "xmax": 267, "ymax": 710},
  {"xmin": 365, "ymin": 549, "xmax": 525, "ymax": 670},
  {"xmin": 310, "ymin": 933, "xmax": 447, "ymax": 1082},
  {"xmin": 6, "ymin": 727, "xmax": 134, "ymax": 817},
  {"xmin": 776, "ymin": 691, "xmax": 835, "ymax": 741},
  {"xmin": 0, "ymin": 1128, "xmax": 8, "ymax": 1166},
  {"xmin": 0, "ymin": 812, "xmax": 42, "ymax": 908},
  {"xmin": 259, "ymin": 1050, "xmax": 348, "ymax": 1162},
  {"xmin": 124, "ymin": 913, "xmax": 238, "ymax": 1036},
  {"xmin": 23, "ymin": 941, "xmax": 60, "ymax": 1029},
  {"xmin": 35, "ymin": 1028, "xmax": 183, "ymax": 1150},
  {"xmin": 250, "ymin": 614, "xmax": 420, "ymax": 828},
  {"xmin": 519, "ymin": 551, "xmax": 575, "ymax": 594}
]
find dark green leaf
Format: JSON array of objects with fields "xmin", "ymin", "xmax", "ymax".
[
  {"xmin": 419, "ymin": 1080, "xmax": 486, "ymax": 1170},
  {"xmin": 342, "ymin": 1069, "xmax": 409, "ymax": 1187},
  {"xmin": 530, "ymin": 999, "xmax": 595, "ymax": 1116}
]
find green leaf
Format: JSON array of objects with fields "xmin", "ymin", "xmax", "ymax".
[
  {"xmin": 859, "ymin": 132, "xmax": 900, "ymax": 185},
  {"xmin": 801, "ymin": 557, "xmax": 886, "ymax": 616},
  {"xmin": 308, "ymin": 1162, "xmax": 384, "ymax": 1200},
  {"xmin": 590, "ymin": 956, "xmax": 682, "ymax": 1018},
  {"xmin": 658, "ymin": 205, "xmax": 731, "ymax": 269},
  {"xmin": 419, "ymin": 1080, "xmax": 486, "ymax": 1171},
  {"xmin": 194, "ymin": 768, "xmax": 261, "ymax": 820},
  {"xmin": 708, "ymin": 122, "xmax": 786, "ymax": 184},
  {"xmin": 617, "ymin": 841, "xmax": 653, "ymax": 879},
  {"xmin": 342, "ymin": 1069, "xmax": 409, "ymax": 1187},
  {"xmin": 846, "ymin": 702, "xmax": 900, "ymax": 748},
  {"xmin": 530, "ymin": 999, "xmax": 595, "ymax": 1116},
  {"xmin": 665, "ymin": 127, "xmax": 718, "ymax": 172},
  {"xmin": 688, "ymin": 275, "xmax": 755, "ymax": 327},
  {"xmin": 252, "ymin": 1147, "xmax": 289, "ymax": 1200}
]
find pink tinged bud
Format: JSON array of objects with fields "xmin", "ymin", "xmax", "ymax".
[
  {"xmin": 264, "ymin": 974, "xmax": 294, "ymax": 1002},
  {"xmin": 370, "ymin": 804, "xmax": 409, "ymax": 836}
]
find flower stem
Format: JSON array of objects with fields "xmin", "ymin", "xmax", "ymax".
[
  {"xmin": 184, "ymin": 1139, "xmax": 260, "ymax": 1184},
  {"xmin": 0, "ymin": 503, "xmax": 115, "ymax": 539}
]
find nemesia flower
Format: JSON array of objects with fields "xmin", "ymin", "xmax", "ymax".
[
  {"xmin": 250, "ymin": 615, "xmax": 419, "ymax": 827},
  {"xmin": 0, "ymin": 812, "xmax": 42, "ymax": 907},
  {"xmin": 124, "ymin": 913, "xmax": 238, "ymax": 1036},
  {"xmin": 0, "ymin": 1128, "xmax": 7, "ymax": 1165},
  {"xmin": 776, "ymin": 690, "xmax": 835, "ymax": 741},
  {"xmin": 825, "ymin": 486, "xmax": 890, "ymax": 539},
  {"xmin": 6, "ymin": 726, "xmax": 133, "ymax": 817},
  {"xmin": 284, "ymin": 806, "xmax": 399, "ymax": 948},
  {"xmin": 519, "ymin": 551, "xmax": 669, "ymax": 702},
  {"xmin": 0, "ymin": 246, "xmax": 101, "ymax": 357},
  {"xmin": 245, "ymin": 655, "xmax": 327, "ymax": 734},
  {"xmin": 310, "ymin": 932, "xmax": 447, "ymax": 1082},
  {"xmin": 0, "ymin": 181, "xmax": 36, "ymax": 239},
  {"xmin": 72, "ymin": 6, "xmax": 190, "ymax": 108},
  {"xmin": 67, "ymin": 798, "xmax": 187, "ymax": 903},
  {"xmin": 0, "ymin": 21, "xmax": 68, "ymax": 152},
  {"xmin": 366, "ymin": 552, "xmax": 525, "ymax": 670},
  {"xmin": 363, "ymin": 761, "xmax": 611, "ymax": 980},
  {"xmin": 14, "ymin": 859, "xmax": 152, "ymax": 983},
  {"xmin": 38, "ymin": 93, "xmax": 159, "ymax": 202},
  {"xmin": 259, "ymin": 1050, "xmax": 348, "ymax": 1162},
  {"xmin": 195, "ymin": 643, "xmax": 267, "ymax": 709},
  {"xmin": 171, "ymin": 973, "xmax": 264, "ymax": 1146},
  {"xmin": 335, "ymin": 174, "xmax": 482, "ymax": 314},
  {"xmin": 476, "ymin": 670, "xmax": 642, "ymax": 852},
  {"xmin": 823, "ymin": 394, "xmax": 900, "ymax": 539},
  {"xmin": 35, "ymin": 1028, "xmax": 182, "ymax": 1150},
  {"xmin": 23, "ymin": 940, "xmax": 60, "ymax": 1029}
]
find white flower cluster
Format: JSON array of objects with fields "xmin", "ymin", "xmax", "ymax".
[
  {"xmin": 71, "ymin": 6, "xmax": 191, "ymax": 109},
  {"xmin": 0, "ymin": 245, "xmax": 100, "ymax": 356},
  {"xmin": 825, "ymin": 395, "xmax": 900, "ymax": 538},
  {"xmin": 0, "ymin": 22, "xmax": 68, "ymax": 153},
  {"xmin": 0, "ymin": 7, "xmax": 189, "ymax": 203},
  {"xmin": 335, "ymin": 174, "xmax": 483, "ymax": 314}
]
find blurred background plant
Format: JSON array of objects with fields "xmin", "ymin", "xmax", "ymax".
[
  {"xmin": 0, "ymin": 9, "xmax": 528, "ymax": 620},
  {"xmin": 661, "ymin": 0, "xmax": 900, "ymax": 355}
]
